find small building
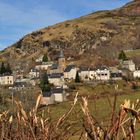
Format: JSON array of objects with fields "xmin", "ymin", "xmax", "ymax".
[
  {"xmin": 110, "ymin": 67, "xmax": 122, "ymax": 80},
  {"xmin": 111, "ymin": 71, "xmax": 122, "ymax": 80},
  {"xmin": 89, "ymin": 68, "xmax": 97, "ymax": 80},
  {"xmin": 40, "ymin": 92, "xmax": 55, "ymax": 105},
  {"xmin": 122, "ymin": 60, "xmax": 135, "ymax": 72},
  {"xmin": 133, "ymin": 70, "xmax": 140, "ymax": 78},
  {"xmin": 79, "ymin": 66, "xmax": 110, "ymax": 81},
  {"xmin": 11, "ymin": 81, "xmax": 29, "ymax": 90},
  {"xmin": 35, "ymin": 62, "xmax": 53, "ymax": 71},
  {"xmin": 52, "ymin": 87, "xmax": 66, "ymax": 102},
  {"xmin": 47, "ymin": 64, "xmax": 60, "ymax": 74},
  {"xmin": 35, "ymin": 55, "xmax": 43, "ymax": 62},
  {"xmin": 96, "ymin": 66, "xmax": 110, "ymax": 81},
  {"xmin": 79, "ymin": 67, "xmax": 90, "ymax": 81},
  {"xmin": 64, "ymin": 65, "xmax": 77, "ymax": 80},
  {"xmin": 48, "ymin": 73, "xmax": 65, "ymax": 86},
  {"xmin": 29, "ymin": 68, "xmax": 40, "ymax": 78},
  {"xmin": 0, "ymin": 73, "xmax": 14, "ymax": 86}
]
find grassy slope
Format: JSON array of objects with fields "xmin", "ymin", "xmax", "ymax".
[
  {"xmin": 46, "ymin": 93, "xmax": 140, "ymax": 139},
  {"xmin": 42, "ymin": 81, "xmax": 140, "ymax": 139},
  {"xmin": 125, "ymin": 49, "xmax": 140, "ymax": 58}
]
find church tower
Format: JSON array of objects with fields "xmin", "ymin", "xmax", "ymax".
[{"xmin": 58, "ymin": 49, "xmax": 66, "ymax": 72}]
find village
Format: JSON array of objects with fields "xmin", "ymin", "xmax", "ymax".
[{"xmin": 0, "ymin": 49, "xmax": 140, "ymax": 106}]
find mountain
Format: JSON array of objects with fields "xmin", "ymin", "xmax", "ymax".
[{"xmin": 1, "ymin": 0, "xmax": 140, "ymax": 71}]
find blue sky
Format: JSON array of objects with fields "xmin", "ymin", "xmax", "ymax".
[{"xmin": 0, "ymin": 0, "xmax": 131, "ymax": 50}]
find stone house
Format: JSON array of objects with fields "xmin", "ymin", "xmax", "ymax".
[
  {"xmin": 51, "ymin": 87, "xmax": 66, "ymax": 102},
  {"xmin": 0, "ymin": 73, "xmax": 14, "ymax": 85},
  {"xmin": 35, "ymin": 62, "xmax": 53, "ymax": 71},
  {"xmin": 48, "ymin": 73, "xmax": 65, "ymax": 86},
  {"xmin": 64, "ymin": 65, "xmax": 77, "ymax": 80},
  {"xmin": 121, "ymin": 60, "xmax": 135, "ymax": 72},
  {"xmin": 78, "ymin": 67, "xmax": 90, "ymax": 81},
  {"xmin": 133, "ymin": 70, "xmax": 140, "ymax": 78},
  {"xmin": 29, "ymin": 68, "xmax": 40, "ymax": 78},
  {"xmin": 96, "ymin": 66, "xmax": 110, "ymax": 81},
  {"xmin": 40, "ymin": 91, "xmax": 55, "ymax": 105}
]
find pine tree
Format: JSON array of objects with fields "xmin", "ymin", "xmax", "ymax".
[
  {"xmin": 75, "ymin": 71, "xmax": 80, "ymax": 83},
  {"xmin": 118, "ymin": 50, "xmax": 126, "ymax": 61},
  {"xmin": 0, "ymin": 62, "xmax": 6, "ymax": 74},
  {"xmin": 42, "ymin": 54, "xmax": 48, "ymax": 62},
  {"xmin": 40, "ymin": 73, "xmax": 51, "ymax": 92}
]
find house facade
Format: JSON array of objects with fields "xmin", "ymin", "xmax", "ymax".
[
  {"xmin": 35, "ymin": 62, "xmax": 53, "ymax": 71},
  {"xmin": 96, "ymin": 67, "xmax": 110, "ymax": 81},
  {"xmin": 79, "ymin": 67, "xmax": 90, "ymax": 81},
  {"xmin": 110, "ymin": 67, "xmax": 122, "ymax": 80},
  {"xmin": 40, "ymin": 92, "xmax": 55, "ymax": 105},
  {"xmin": 64, "ymin": 65, "xmax": 77, "ymax": 80},
  {"xmin": 29, "ymin": 68, "xmax": 40, "ymax": 78},
  {"xmin": 133, "ymin": 70, "xmax": 140, "ymax": 78},
  {"xmin": 48, "ymin": 73, "xmax": 65, "ymax": 86},
  {"xmin": 79, "ymin": 66, "xmax": 110, "ymax": 81},
  {"xmin": 52, "ymin": 87, "xmax": 66, "ymax": 102},
  {"xmin": 122, "ymin": 60, "xmax": 135, "ymax": 72},
  {"xmin": 0, "ymin": 74, "xmax": 14, "ymax": 85}
]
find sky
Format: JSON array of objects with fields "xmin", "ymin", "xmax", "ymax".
[{"xmin": 0, "ymin": 0, "xmax": 131, "ymax": 50}]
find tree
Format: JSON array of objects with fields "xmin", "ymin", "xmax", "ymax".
[
  {"xmin": 118, "ymin": 50, "xmax": 126, "ymax": 61},
  {"xmin": 75, "ymin": 71, "xmax": 80, "ymax": 83},
  {"xmin": 0, "ymin": 62, "xmax": 6, "ymax": 74},
  {"xmin": 40, "ymin": 73, "xmax": 51, "ymax": 92},
  {"xmin": 42, "ymin": 54, "xmax": 48, "ymax": 62}
]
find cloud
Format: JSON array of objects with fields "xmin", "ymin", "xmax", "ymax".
[{"xmin": 0, "ymin": 1, "xmax": 67, "ymax": 50}]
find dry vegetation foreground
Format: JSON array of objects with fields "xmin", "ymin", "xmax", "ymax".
[{"xmin": 0, "ymin": 91, "xmax": 140, "ymax": 139}]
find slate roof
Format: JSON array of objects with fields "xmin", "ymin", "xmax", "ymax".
[
  {"xmin": 0, "ymin": 72, "xmax": 13, "ymax": 77},
  {"xmin": 48, "ymin": 73, "xmax": 64, "ymax": 78},
  {"xmin": 50, "ymin": 64, "xmax": 58, "ymax": 70},
  {"xmin": 79, "ymin": 67, "xmax": 89, "ymax": 72},
  {"xmin": 51, "ymin": 87, "xmax": 64, "ymax": 94},
  {"xmin": 42, "ymin": 91, "xmax": 52, "ymax": 97},
  {"xmin": 111, "ymin": 72, "xmax": 122, "ymax": 78},
  {"xmin": 96, "ymin": 66, "xmax": 109, "ymax": 70},
  {"xmin": 64, "ymin": 65, "xmax": 75, "ymax": 72}
]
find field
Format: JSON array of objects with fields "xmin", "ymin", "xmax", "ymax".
[
  {"xmin": 45, "ymin": 92, "xmax": 140, "ymax": 139},
  {"xmin": 42, "ymin": 80, "xmax": 140, "ymax": 139},
  {"xmin": 1, "ymin": 80, "xmax": 140, "ymax": 139},
  {"xmin": 125, "ymin": 49, "xmax": 140, "ymax": 58}
]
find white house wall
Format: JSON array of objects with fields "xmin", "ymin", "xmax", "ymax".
[
  {"xmin": 64, "ymin": 68, "xmax": 77, "ymax": 79},
  {"xmin": 133, "ymin": 70, "xmax": 140, "ymax": 78},
  {"xmin": 0, "ymin": 76, "xmax": 14, "ymax": 85},
  {"xmin": 48, "ymin": 78, "xmax": 65, "ymax": 86},
  {"xmin": 54, "ymin": 94, "xmax": 64, "ymax": 102}
]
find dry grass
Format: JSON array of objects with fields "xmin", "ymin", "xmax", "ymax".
[{"xmin": 0, "ymin": 92, "xmax": 140, "ymax": 140}]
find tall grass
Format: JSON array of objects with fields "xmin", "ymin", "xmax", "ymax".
[{"xmin": 0, "ymin": 92, "xmax": 140, "ymax": 139}]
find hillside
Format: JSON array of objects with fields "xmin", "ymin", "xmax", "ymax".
[{"xmin": 1, "ymin": 0, "xmax": 140, "ymax": 71}]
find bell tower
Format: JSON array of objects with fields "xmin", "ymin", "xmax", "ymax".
[{"xmin": 58, "ymin": 49, "xmax": 66, "ymax": 72}]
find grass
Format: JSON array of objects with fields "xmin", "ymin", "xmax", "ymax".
[
  {"xmin": 44, "ymin": 89, "xmax": 140, "ymax": 139},
  {"xmin": 1, "ymin": 83, "xmax": 140, "ymax": 139},
  {"xmin": 125, "ymin": 49, "xmax": 140, "ymax": 58}
]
